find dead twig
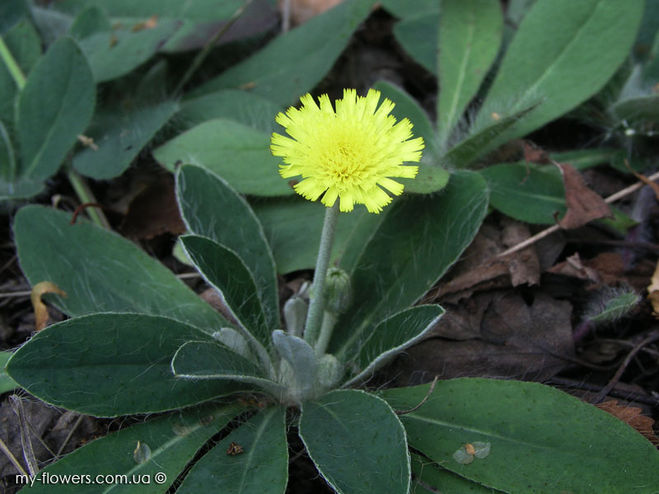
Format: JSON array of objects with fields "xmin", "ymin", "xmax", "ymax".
[
  {"xmin": 0, "ymin": 436, "xmax": 29, "ymax": 477},
  {"xmin": 593, "ymin": 330, "xmax": 659, "ymax": 404},
  {"xmin": 547, "ymin": 376, "xmax": 659, "ymax": 407},
  {"xmin": 497, "ymin": 170, "xmax": 659, "ymax": 258},
  {"xmin": 56, "ymin": 414, "xmax": 85, "ymax": 457},
  {"xmin": 395, "ymin": 376, "xmax": 439, "ymax": 415},
  {"xmin": 9, "ymin": 395, "xmax": 40, "ymax": 476}
]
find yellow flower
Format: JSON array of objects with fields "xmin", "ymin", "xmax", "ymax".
[{"xmin": 270, "ymin": 88, "xmax": 424, "ymax": 213}]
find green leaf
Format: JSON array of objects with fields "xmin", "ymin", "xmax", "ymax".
[
  {"xmin": 402, "ymin": 162, "xmax": 450, "ymax": 195},
  {"xmin": 29, "ymin": 8, "xmax": 72, "ymax": 45},
  {"xmin": 271, "ymin": 330, "xmax": 317, "ymax": 402},
  {"xmin": 16, "ymin": 37, "xmax": 95, "ymax": 180},
  {"xmin": 550, "ymin": 148, "xmax": 622, "ymax": 170},
  {"xmin": 52, "ymin": 0, "xmax": 251, "ymax": 53},
  {"xmin": 177, "ymin": 165, "xmax": 279, "ymax": 329},
  {"xmin": 56, "ymin": 0, "xmax": 246, "ymax": 22},
  {"xmin": 7, "ymin": 313, "xmax": 245, "ymax": 416},
  {"xmin": 188, "ymin": 0, "xmax": 375, "ymax": 105},
  {"xmin": 171, "ymin": 341, "xmax": 280, "ymax": 395},
  {"xmin": 299, "ymin": 389, "xmax": 409, "ymax": 494},
  {"xmin": 177, "ymin": 407, "xmax": 288, "ymax": 494},
  {"xmin": 0, "ymin": 17, "xmax": 41, "ymax": 127},
  {"xmin": 68, "ymin": 5, "xmax": 111, "ymax": 39},
  {"xmin": 178, "ymin": 90, "xmax": 283, "ymax": 134},
  {"xmin": 635, "ymin": 0, "xmax": 659, "ymax": 62},
  {"xmin": 443, "ymin": 104, "xmax": 537, "ymax": 167},
  {"xmin": 2, "ymin": 18, "xmax": 42, "ymax": 89},
  {"xmin": 372, "ymin": 80, "xmax": 440, "ymax": 159},
  {"xmin": 73, "ymin": 100, "xmax": 178, "ymax": 179},
  {"xmin": 437, "ymin": 0, "xmax": 503, "ymax": 145},
  {"xmin": 75, "ymin": 20, "xmax": 180, "ymax": 83},
  {"xmin": 588, "ymin": 290, "xmax": 641, "ymax": 325},
  {"xmin": 0, "ymin": 19, "xmax": 40, "ymax": 127},
  {"xmin": 329, "ymin": 171, "xmax": 489, "ymax": 361},
  {"xmin": 0, "ymin": 0, "xmax": 30, "ymax": 34},
  {"xmin": 0, "ymin": 121, "xmax": 16, "ymax": 182},
  {"xmin": 252, "ymin": 197, "xmax": 368, "ymax": 274},
  {"xmin": 346, "ymin": 305, "xmax": 445, "ymax": 386},
  {"xmin": 379, "ymin": 0, "xmax": 437, "ymax": 19},
  {"xmin": 0, "ymin": 176, "xmax": 43, "ymax": 200},
  {"xmin": 381, "ymin": 379, "xmax": 659, "ymax": 493},
  {"xmin": 392, "ymin": 10, "xmax": 439, "ymax": 74},
  {"xmin": 13, "ymin": 205, "xmax": 227, "ymax": 331},
  {"xmin": 475, "ymin": 0, "xmax": 645, "ymax": 154},
  {"xmin": 479, "ymin": 162, "xmax": 565, "ymax": 224},
  {"xmin": 180, "ymin": 235, "xmax": 269, "ymax": 346},
  {"xmin": 610, "ymin": 93, "xmax": 659, "ymax": 124},
  {"xmin": 20, "ymin": 404, "xmax": 245, "ymax": 494},
  {"xmin": 155, "ymin": 119, "xmax": 291, "ymax": 196},
  {"xmin": 0, "ymin": 350, "xmax": 19, "ymax": 394},
  {"xmin": 411, "ymin": 454, "xmax": 500, "ymax": 494}
]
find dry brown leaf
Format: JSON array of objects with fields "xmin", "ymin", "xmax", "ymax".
[
  {"xmin": 596, "ymin": 400, "xmax": 659, "ymax": 446},
  {"xmin": 430, "ymin": 221, "xmax": 540, "ymax": 302},
  {"xmin": 120, "ymin": 173, "xmax": 185, "ymax": 239},
  {"xmin": 391, "ymin": 292, "xmax": 574, "ymax": 382},
  {"xmin": 522, "ymin": 141, "xmax": 550, "ymax": 164},
  {"xmin": 281, "ymin": 0, "xmax": 344, "ymax": 25},
  {"xmin": 625, "ymin": 162, "xmax": 659, "ymax": 200},
  {"xmin": 31, "ymin": 281, "xmax": 67, "ymax": 331},
  {"xmin": 554, "ymin": 162, "xmax": 612, "ymax": 229},
  {"xmin": 547, "ymin": 252, "xmax": 601, "ymax": 283},
  {"xmin": 647, "ymin": 260, "xmax": 659, "ymax": 318}
]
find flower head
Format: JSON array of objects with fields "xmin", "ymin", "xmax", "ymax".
[{"xmin": 270, "ymin": 89, "xmax": 424, "ymax": 213}]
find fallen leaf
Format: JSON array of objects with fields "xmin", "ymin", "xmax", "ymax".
[
  {"xmin": 647, "ymin": 260, "xmax": 659, "ymax": 318},
  {"xmin": 282, "ymin": 0, "xmax": 345, "ymax": 25},
  {"xmin": 596, "ymin": 400, "xmax": 659, "ymax": 446},
  {"xmin": 31, "ymin": 281, "xmax": 67, "ymax": 331},
  {"xmin": 501, "ymin": 220, "xmax": 541, "ymax": 287},
  {"xmin": 390, "ymin": 292, "xmax": 574, "ymax": 382},
  {"xmin": 522, "ymin": 141, "xmax": 550, "ymax": 164},
  {"xmin": 120, "ymin": 173, "xmax": 185, "ymax": 239},
  {"xmin": 429, "ymin": 219, "xmax": 540, "ymax": 303},
  {"xmin": 625, "ymin": 161, "xmax": 659, "ymax": 200},
  {"xmin": 548, "ymin": 252, "xmax": 630, "ymax": 287},
  {"xmin": 554, "ymin": 162, "xmax": 612, "ymax": 229},
  {"xmin": 547, "ymin": 252, "xmax": 601, "ymax": 284}
]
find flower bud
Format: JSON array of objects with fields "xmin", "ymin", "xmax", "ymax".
[
  {"xmin": 316, "ymin": 354, "xmax": 344, "ymax": 389},
  {"xmin": 324, "ymin": 267, "xmax": 352, "ymax": 314},
  {"xmin": 283, "ymin": 296, "xmax": 308, "ymax": 337}
]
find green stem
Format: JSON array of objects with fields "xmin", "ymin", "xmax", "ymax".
[
  {"xmin": 173, "ymin": 0, "xmax": 252, "ymax": 95},
  {"xmin": 315, "ymin": 311, "xmax": 337, "ymax": 356},
  {"xmin": 304, "ymin": 202, "xmax": 339, "ymax": 346},
  {"xmin": 66, "ymin": 167, "xmax": 111, "ymax": 230},
  {"xmin": 0, "ymin": 37, "xmax": 26, "ymax": 89}
]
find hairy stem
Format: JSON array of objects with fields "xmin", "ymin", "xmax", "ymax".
[
  {"xmin": 66, "ymin": 167, "xmax": 111, "ymax": 230},
  {"xmin": 315, "ymin": 311, "xmax": 337, "ymax": 356},
  {"xmin": 304, "ymin": 203, "xmax": 339, "ymax": 346}
]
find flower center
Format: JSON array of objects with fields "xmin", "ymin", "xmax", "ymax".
[{"xmin": 321, "ymin": 128, "xmax": 372, "ymax": 187}]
